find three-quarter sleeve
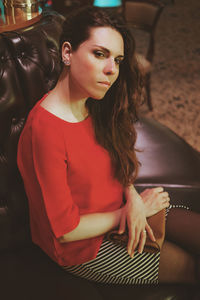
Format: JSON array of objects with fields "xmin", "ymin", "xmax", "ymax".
[{"xmin": 31, "ymin": 116, "xmax": 80, "ymax": 238}]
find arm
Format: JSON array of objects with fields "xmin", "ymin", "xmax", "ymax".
[
  {"xmin": 58, "ymin": 208, "xmax": 123, "ymax": 243},
  {"xmin": 30, "ymin": 118, "xmax": 125, "ymax": 242},
  {"xmin": 30, "ymin": 119, "xmax": 81, "ymax": 239},
  {"xmin": 60, "ymin": 185, "xmax": 168, "ymax": 246},
  {"xmin": 124, "ymin": 184, "xmax": 142, "ymax": 203}
]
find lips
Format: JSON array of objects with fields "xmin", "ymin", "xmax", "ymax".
[{"xmin": 98, "ymin": 81, "xmax": 111, "ymax": 87}]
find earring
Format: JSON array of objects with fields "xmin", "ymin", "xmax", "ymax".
[{"xmin": 62, "ymin": 58, "xmax": 70, "ymax": 66}]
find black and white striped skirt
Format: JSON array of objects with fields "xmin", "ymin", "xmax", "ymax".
[
  {"xmin": 62, "ymin": 204, "xmax": 189, "ymax": 285},
  {"xmin": 63, "ymin": 238, "xmax": 160, "ymax": 285}
]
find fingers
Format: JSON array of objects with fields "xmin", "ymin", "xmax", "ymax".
[
  {"xmin": 127, "ymin": 222, "xmax": 140, "ymax": 257},
  {"xmin": 153, "ymin": 188, "xmax": 171, "ymax": 205},
  {"xmin": 154, "ymin": 188, "xmax": 169, "ymax": 199},
  {"xmin": 127, "ymin": 226, "xmax": 136, "ymax": 257},
  {"xmin": 153, "ymin": 187, "xmax": 164, "ymax": 193},
  {"xmin": 145, "ymin": 222, "xmax": 156, "ymax": 242},
  {"xmin": 137, "ymin": 229, "xmax": 147, "ymax": 254},
  {"xmin": 161, "ymin": 191, "xmax": 170, "ymax": 207},
  {"xmin": 163, "ymin": 199, "xmax": 170, "ymax": 208},
  {"xmin": 161, "ymin": 191, "xmax": 169, "ymax": 197},
  {"xmin": 142, "ymin": 187, "xmax": 170, "ymax": 200},
  {"xmin": 128, "ymin": 223, "xmax": 155, "ymax": 257},
  {"xmin": 144, "ymin": 187, "xmax": 169, "ymax": 196},
  {"xmin": 130, "ymin": 228, "xmax": 141, "ymax": 257},
  {"xmin": 127, "ymin": 226, "xmax": 149, "ymax": 257},
  {"xmin": 118, "ymin": 212, "xmax": 126, "ymax": 234}
]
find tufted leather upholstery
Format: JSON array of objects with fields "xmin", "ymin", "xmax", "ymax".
[
  {"xmin": 0, "ymin": 10, "xmax": 200, "ymax": 300},
  {"xmin": 0, "ymin": 10, "xmax": 64, "ymax": 250}
]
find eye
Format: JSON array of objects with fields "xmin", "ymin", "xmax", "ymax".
[
  {"xmin": 115, "ymin": 57, "xmax": 124, "ymax": 65},
  {"xmin": 94, "ymin": 50, "xmax": 105, "ymax": 58}
]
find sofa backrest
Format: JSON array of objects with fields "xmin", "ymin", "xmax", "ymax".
[{"xmin": 0, "ymin": 10, "xmax": 64, "ymax": 250}]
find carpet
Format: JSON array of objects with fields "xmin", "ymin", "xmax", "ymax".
[{"xmin": 138, "ymin": 0, "xmax": 200, "ymax": 152}]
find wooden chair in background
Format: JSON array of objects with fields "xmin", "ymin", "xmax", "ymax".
[{"xmin": 123, "ymin": 0, "xmax": 164, "ymax": 110}]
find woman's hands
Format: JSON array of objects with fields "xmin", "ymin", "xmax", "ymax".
[
  {"xmin": 140, "ymin": 187, "xmax": 170, "ymax": 217},
  {"xmin": 119, "ymin": 190, "xmax": 155, "ymax": 258},
  {"xmin": 119, "ymin": 185, "xmax": 170, "ymax": 258}
]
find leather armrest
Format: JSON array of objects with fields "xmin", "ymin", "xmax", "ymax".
[{"xmin": 135, "ymin": 117, "xmax": 200, "ymax": 188}]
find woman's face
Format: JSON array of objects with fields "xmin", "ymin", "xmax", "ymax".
[{"xmin": 65, "ymin": 26, "xmax": 124, "ymax": 100}]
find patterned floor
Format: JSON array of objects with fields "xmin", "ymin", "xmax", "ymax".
[{"xmin": 138, "ymin": 0, "xmax": 200, "ymax": 151}]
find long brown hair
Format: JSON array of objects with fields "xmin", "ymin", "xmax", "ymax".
[{"xmin": 60, "ymin": 6, "xmax": 143, "ymax": 187}]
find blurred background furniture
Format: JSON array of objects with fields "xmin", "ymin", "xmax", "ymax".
[
  {"xmin": 0, "ymin": 8, "xmax": 200, "ymax": 300},
  {"xmin": 93, "ymin": 0, "xmax": 123, "ymax": 14},
  {"xmin": 52, "ymin": 0, "xmax": 93, "ymax": 15},
  {"xmin": 123, "ymin": 0, "xmax": 164, "ymax": 110},
  {"xmin": 0, "ymin": 0, "xmax": 47, "ymax": 32},
  {"xmin": 93, "ymin": 0, "xmax": 122, "ymax": 7}
]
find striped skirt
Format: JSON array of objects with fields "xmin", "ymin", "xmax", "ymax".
[
  {"xmin": 62, "ymin": 204, "xmax": 189, "ymax": 285},
  {"xmin": 63, "ymin": 238, "xmax": 160, "ymax": 285}
]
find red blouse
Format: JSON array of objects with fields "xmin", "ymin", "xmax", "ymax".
[{"xmin": 17, "ymin": 95, "xmax": 123, "ymax": 266}]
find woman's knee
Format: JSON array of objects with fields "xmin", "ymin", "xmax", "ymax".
[
  {"xmin": 158, "ymin": 240, "xmax": 196, "ymax": 284},
  {"xmin": 166, "ymin": 208, "xmax": 200, "ymax": 255}
]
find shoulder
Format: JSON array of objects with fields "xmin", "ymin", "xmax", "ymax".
[
  {"xmin": 18, "ymin": 98, "xmax": 67, "ymax": 163},
  {"xmin": 24, "ymin": 102, "xmax": 65, "ymax": 148}
]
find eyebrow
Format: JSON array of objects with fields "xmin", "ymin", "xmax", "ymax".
[{"xmin": 93, "ymin": 45, "xmax": 124, "ymax": 59}]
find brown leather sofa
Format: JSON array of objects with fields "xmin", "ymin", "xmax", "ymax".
[{"xmin": 0, "ymin": 10, "xmax": 200, "ymax": 300}]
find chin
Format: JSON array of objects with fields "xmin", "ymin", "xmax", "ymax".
[
  {"xmin": 86, "ymin": 85, "xmax": 111, "ymax": 100},
  {"xmin": 89, "ymin": 93, "xmax": 106, "ymax": 100},
  {"xmin": 93, "ymin": 96, "xmax": 104, "ymax": 100},
  {"xmin": 91, "ymin": 89, "xmax": 110, "ymax": 100}
]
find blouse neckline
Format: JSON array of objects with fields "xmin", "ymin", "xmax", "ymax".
[{"xmin": 37, "ymin": 94, "xmax": 90, "ymax": 126}]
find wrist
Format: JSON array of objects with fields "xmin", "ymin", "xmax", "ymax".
[
  {"xmin": 125, "ymin": 185, "xmax": 142, "ymax": 203},
  {"xmin": 111, "ymin": 207, "xmax": 124, "ymax": 229}
]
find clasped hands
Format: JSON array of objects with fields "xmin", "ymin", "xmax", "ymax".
[{"xmin": 119, "ymin": 187, "xmax": 170, "ymax": 258}]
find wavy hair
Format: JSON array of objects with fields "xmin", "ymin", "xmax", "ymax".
[{"xmin": 59, "ymin": 6, "xmax": 143, "ymax": 187}]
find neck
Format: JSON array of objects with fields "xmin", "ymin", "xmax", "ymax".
[{"xmin": 52, "ymin": 69, "xmax": 88, "ymax": 120}]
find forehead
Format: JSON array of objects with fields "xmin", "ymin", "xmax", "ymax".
[{"xmin": 80, "ymin": 26, "xmax": 124, "ymax": 56}]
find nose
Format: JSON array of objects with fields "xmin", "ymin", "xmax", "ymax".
[{"xmin": 104, "ymin": 58, "xmax": 117, "ymax": 75}]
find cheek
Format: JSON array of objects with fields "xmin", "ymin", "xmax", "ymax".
[
  {"xmin": 78, "ymin": 53, "xmax": 96, "ymax": 71},
  {"xmin": 84, "ymin": 59, "xmax": 99, "ymax": 74},
  {"xmin": 76, "ymin": 62, "xmax": 98, "ymax": 84},
  {"xmin": 112, "ymin": 70, "xmax": 120, "ymax": 85}
]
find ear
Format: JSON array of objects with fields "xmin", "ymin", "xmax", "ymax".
[{"xmin": 62, "ymin": 42, "xmax": 72, "ymax": 62}]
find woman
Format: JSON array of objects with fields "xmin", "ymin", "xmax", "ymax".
[{"xmin": 17, "ymin": 6, "xmax": 200, "ymax": 285}]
